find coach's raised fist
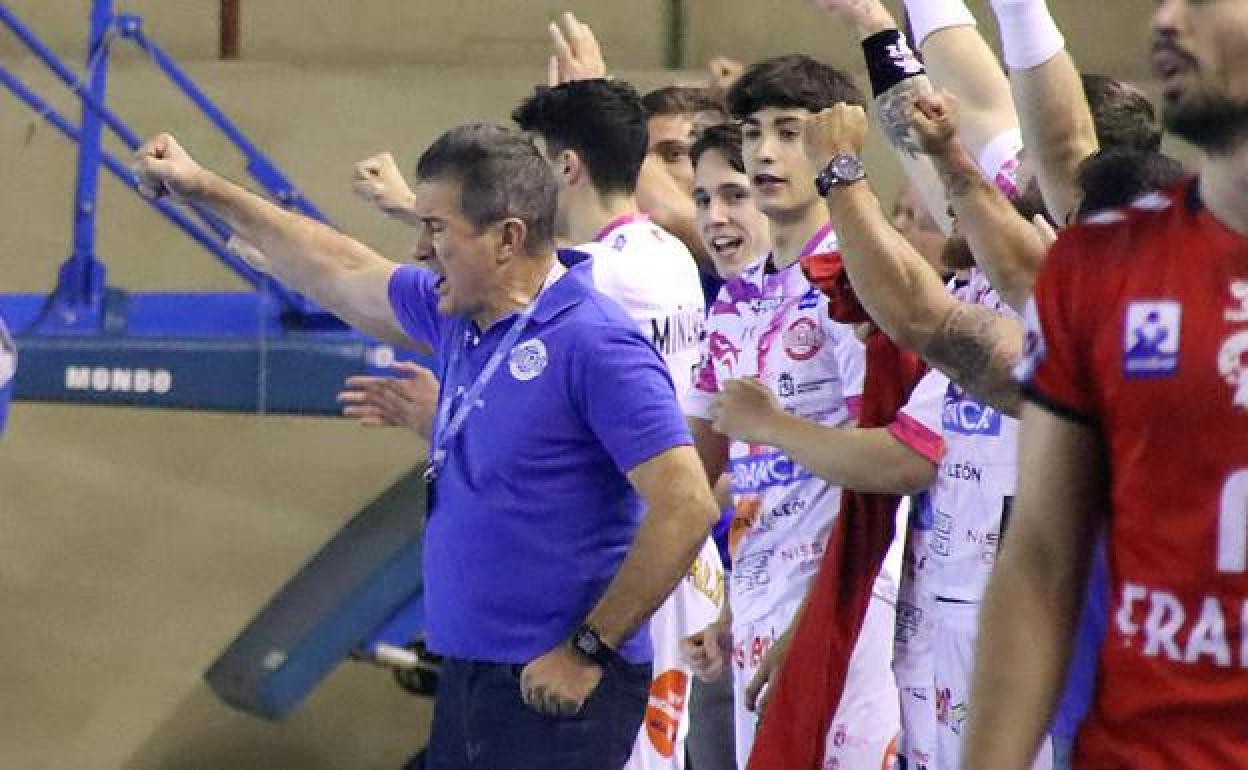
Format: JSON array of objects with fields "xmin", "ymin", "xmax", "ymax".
[
  {"xmin": 802, "ymin": 103, "xmax": 868, "ymax": 170},
  {"xmin": 132, "ymin": 133, "xmax": 205, "ymax": 200},
  {"xmin": 352, "ymin": 151, "xmax": 416, "ymax": 219}
]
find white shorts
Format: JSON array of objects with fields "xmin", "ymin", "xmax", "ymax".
[
  {"xmin": 626, "ymin": 538, "xmax": 724, "ymax": 770},
  {"xmin": 933, "ymin": 599, "xmax": 1052, "ymax": 770},
  {"xmin": 731, "ymin": 592, "xmax": 900, "ymax": 770}
]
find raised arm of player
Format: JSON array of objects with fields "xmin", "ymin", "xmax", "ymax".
[
  {"xmin": 990, "ymin": 0, "xmax": 1098, "ymax": 225},
  {"xmin": 804, "ymin": 105, "xmax": 1024, "ymax": 417},
  {"xmin": 963, "ymin": 404, "xmax": 1106, "ymax": 769},
  {"xmin": 809, "ymin": 0, "xmax": 955, "ymax": 235},
  {"xmin": 910, "ymin": 91, "xmax": 1048, "ymax": 313},
  {"xmin": 133, "ymin": 133, "xmax": 416, "ymax": 349}
]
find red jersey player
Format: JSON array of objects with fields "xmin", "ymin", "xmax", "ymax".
[{"xmin": 963, "ymin": 0, "xmax": 1248, "ymax": 767}]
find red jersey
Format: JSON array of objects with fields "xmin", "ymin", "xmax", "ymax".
[{"xmin": 1019, "ymin": 180, "xmax": 1248, "ymax": 769}]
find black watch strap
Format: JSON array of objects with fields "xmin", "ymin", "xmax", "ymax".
[{"xmin": 570, "ymin": 624, "xmax": 623, "ymax": 670}]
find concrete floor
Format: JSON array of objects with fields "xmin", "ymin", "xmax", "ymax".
[{"xmin": 0, "ymin": 402, "xmax": 433, "ymax": 769}]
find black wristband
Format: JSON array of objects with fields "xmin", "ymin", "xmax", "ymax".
[{"xmin": 862, "ymin": 28, "xmax": 925, "ymax": 98}]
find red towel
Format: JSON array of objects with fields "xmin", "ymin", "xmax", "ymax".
[{"xmin": 747, "ymin": 252, "xmax": 927, "ymax": 770}]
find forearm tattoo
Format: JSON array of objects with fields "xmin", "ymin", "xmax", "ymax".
[
  {"xmin": 873, "ymin": 75, "xmax": 933, "ymax": 158},
  {"xmin": 923, "ymin": 303, "xmax": 1023, "ymax": 417}
]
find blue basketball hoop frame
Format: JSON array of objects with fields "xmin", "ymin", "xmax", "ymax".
[{"xmin": 0, "ymin": 0, "xmax": 430, "ymax": 414}]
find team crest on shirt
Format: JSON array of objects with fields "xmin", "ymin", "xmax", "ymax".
[
  {"xmin": 1123, "ymin": 300, "xmax": 1181, "ymax": 378},
  {"xmin": 508, "ymin": 338, "xmax": 548, "ymax": 381},
  {"xmin": 782, "ymin": 317, "xmax": 824, "ymax": 360}
]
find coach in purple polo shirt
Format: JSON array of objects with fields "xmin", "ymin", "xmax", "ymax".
[{"xmin": 133, "ymin": 123, "xmax": 720, "ymax": 770}]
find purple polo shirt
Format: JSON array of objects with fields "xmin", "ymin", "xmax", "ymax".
[{"xmin": 387, "ymin": 256, "xmax": 692, "ymax": 664}]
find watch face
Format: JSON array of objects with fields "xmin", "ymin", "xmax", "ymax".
[
  {"xmin": 832, "ymin": 155, "xmax": 864, "ymax": 180},
  {"xmin": 574, "ymin": 629, "xmax": 599, "ymax": 656}
]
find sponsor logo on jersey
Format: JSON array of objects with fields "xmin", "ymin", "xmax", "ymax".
[
  {"xmin": 783, "ymin": 317, "xmax": 824, "ymax": 360},
  {"xmin": 943, "ymin": 460, "xmax": 984, "ymax": 483},
  {"xmin": 1217, "ymin": 330, "xmax": 1248, "ymax": 411},
  {"xmin": 1115, "ymin": 581, "xmax": 1248, "ymax": 669},
  {"xmin": 1123, "ymin": 300, "xmax": 1181, "ymax": 378},
  {"xmin": 942, "ymin": 383, "xmax": 1002, "ymax": 436},
  {"xmin": 733, "ymin": 549, "xmax": 773, "ymax": 595},
  {"xmin": 797, "ymin": 287, "xmax": 822, "ymax": 310},
  {"xmin": 650, "ymin": 308, "xmax": 704, "ymax": 356},
  {"xmin": 894, "ymin": 600, "xmax": 925, "ymax": 644},
  {"xmin": 643, "ymin": 669, "xmax": 689, "ymax": 759},
  {"xmin": 65, "ymin": 366, "xmax": 172, "ymax": 394},
  {"xmin": 730, "ymin": 450, "xmax": 814, "ymax": 493},
  {"xmin": 611, "ymin": 233, "xmax": 628, "ymax": 251},
  {"xmin": 752, "ymin": 498, "xmax": 808, "ymax": 536},
  {"xmin": 777, "ymin": 372, "xmax": 795, "ymax": 398},
  {"xmin": 508, "ymin": 338, "xmax": 548, "ymax": 381}
]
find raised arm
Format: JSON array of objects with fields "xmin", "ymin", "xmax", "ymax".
[
  {"xmin": 709, "ymin": 377, "xmax": 936, "ymax": 494},
  {"xmin": 810, "ymin": 0, "xmax": 954, "ymax": 235},
  {"xmin": 964, "ymin": 404, "xmax": 1105, "ymax": 769},
  {"xmin": 911, "ymin": 91, "xmax": 1048, "ymax": 312},
  {"xmin": 133, "ymin": 134, "xmax": 415, "ymax": 348},
  {"xmin": 804, "ymin": 105, "xmax": 1023, "ymax": 416},
  {"xmin": 902, "ymin": 0, "xmax": 1021, "ymax": 164},
  {"xmin": 990, "ymin": 0, "xmax": 1098, "ymax": 224}
]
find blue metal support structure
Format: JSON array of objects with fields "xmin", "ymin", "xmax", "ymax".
[{"xmin": 0, "ymin": 0, "xmax": 432, "ymax": 414}]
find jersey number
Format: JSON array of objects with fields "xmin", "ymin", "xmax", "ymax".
[{"xmin": 1217, "ymin": 469, "xmax": 1248, "ymax": 573}]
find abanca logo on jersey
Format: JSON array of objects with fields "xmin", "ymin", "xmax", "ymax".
[
  {"xmin": 730, "ymin": 450, "xmax": 813, "ymax": 493},
  {"xmin": 942, "ymin": 382, "xmax": 1002, "ymax": 436}
]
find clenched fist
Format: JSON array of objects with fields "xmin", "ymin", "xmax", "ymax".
[
  {"xmin": 132, "ymin": 133, "xmax": 207, "ymax": 201},
  {"xmin": 802, "ymin": 103, "xmax": 869, "ymax": 171},
  {"xmin": 352, "ymin": 151, "xmax": 417, "ymax": 219}
]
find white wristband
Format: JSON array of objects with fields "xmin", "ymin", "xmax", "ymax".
[
  {"xmin": 990, "ymin": 0, "xmax": 1065, "ymax": 70},
  {"xmin": 903, "ymin": 0, "xmax": 977, "ymax": 47}
]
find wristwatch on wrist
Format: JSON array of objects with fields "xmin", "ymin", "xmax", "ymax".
[
  {"xmin": 570, "ymin": 624, "xmax": 623, "ymax": 670},
  {"xmin": 815, "ymin": 153, "xmax": 867, "ymax": 197}
]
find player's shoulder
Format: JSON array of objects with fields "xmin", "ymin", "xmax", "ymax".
[{"xmin": 1054, "ymin": 179, "xmax": 1197, "ymax": 269}]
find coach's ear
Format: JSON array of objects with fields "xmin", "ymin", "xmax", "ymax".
[{"xmin": 494, "ymin": 217, "xmax": 530, "ymax": 264}]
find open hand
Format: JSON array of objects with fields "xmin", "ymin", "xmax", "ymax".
[
  {"xmin": 337, "ymin": 361, "xmax": 438, "ymax": 436},
  {"xmin": 547, "ymin": 12, "xmax": 607, "ymax": 86}
]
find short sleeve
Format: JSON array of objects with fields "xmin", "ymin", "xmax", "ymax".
[
  {"xmin": 388, "ymin": 265, "xmax": 448, "ymax": 349},
  {"xmin": 889, "ymin": 368, "xmax": 948, "ymax": 465},
  {"xmin": 575, "ymin": 323, "xmax": 694, "ymax": 473},
  {"xmin": 1016, "ymin": 236, "xmax": 1097, "ymax": 423}
]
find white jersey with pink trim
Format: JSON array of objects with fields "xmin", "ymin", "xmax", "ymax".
[
  {"xmin": 685, "ymin": 227, "xmax": 873, "ymax": 627},
  {"xmin": 925, "ymin": 269, "xmax": 1021, "ymax": 602},
  {"xmin": 577, "ymin": 215, "xmax": 722, "ymax": 770},
  {"xmin": 578, "ymin": 216, "xmax": 707, "ymax": 410}
]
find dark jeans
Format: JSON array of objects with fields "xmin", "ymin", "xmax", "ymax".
[{"xmin": 422, "ymin": 656, "xmax": 652, "ymax": 770}]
